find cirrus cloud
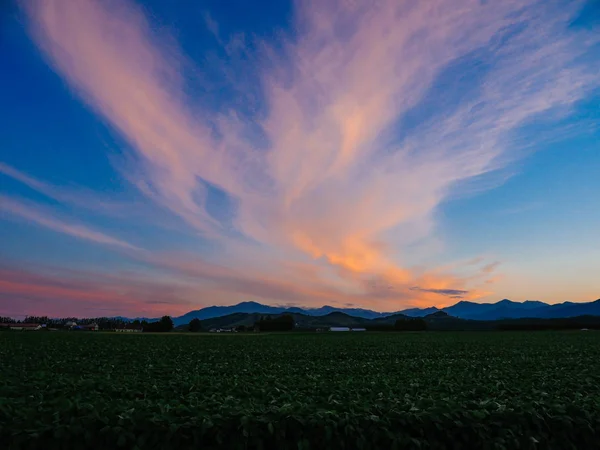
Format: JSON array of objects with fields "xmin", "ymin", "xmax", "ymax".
[{"xmin": 7, "ymin": 0, "xmax": 598, "ymax": 314}]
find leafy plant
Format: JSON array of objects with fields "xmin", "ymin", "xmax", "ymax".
[{"xmin": 1, "ymin": 331, "xmax": 600, "ymax": 449}]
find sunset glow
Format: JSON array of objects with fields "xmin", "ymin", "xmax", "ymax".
[{"xmin": 1, "ymin": 0, "xmax": 599, "ymax": 318}]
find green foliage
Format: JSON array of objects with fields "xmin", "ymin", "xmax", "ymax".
[
  {"xmin": 256, "ymin": 314, "xmax": 294, "ymax": 331},
  {"xmin": 24, "ymin": 316, "xmax": 51, "ymax": 324},
  {"xmin": 143, "ymin": 316, "xmax": 173, "ymax": 333},
  {"xmin": 188, "ymin": 318, "xmax": 202, "ymax": 332},
  {"xmin": 1, "ymin": 332, "xmax": 600, "ymax": 449}
]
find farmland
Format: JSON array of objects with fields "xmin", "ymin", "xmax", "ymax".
[{"xmin": 2, "ymin": 332, "xmax": 600, "ymax": 449}]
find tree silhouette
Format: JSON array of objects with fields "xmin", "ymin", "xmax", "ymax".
[
  {"xmin": 189, "ymin": 318, "xmax": 202, "ymax": 332},
  {"xmin": 160, "ymin": 316, "xmax": 174, "ymax": 332}
]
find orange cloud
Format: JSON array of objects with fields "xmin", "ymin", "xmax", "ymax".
[{"xmin": 13, "ymin": 0, "xmax": 598, "ymax": 314}]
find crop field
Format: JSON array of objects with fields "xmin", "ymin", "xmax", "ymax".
[{"xmin": 2, "ymin": 331, "xmax": 600, "ymax": 449}]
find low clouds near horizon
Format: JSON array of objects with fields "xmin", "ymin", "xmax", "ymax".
[{"xmin": 1, "ymin": 0, "xmax": 598, "ymax": 317}]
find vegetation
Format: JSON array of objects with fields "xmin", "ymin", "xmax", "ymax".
[
  {"xmin": 176, "ymin": 310, "xmax": 600, "ymax": 332},
  {"xmin": 2, "ymin": 331, "xmax": 600, "ymax": 449},
  {"xmin": 394, "ymin": 317, "xmax": 427, "ymax": 331},
  {"xmin": 142, "ymin": 316, "xmax": 174, "ymax": 333},
  {"xmin": 6, "ymin": 312, "xmax": 600, "ymax": 334},
  {"xmin": 2, "ymin": 316, "xmax": 137, "ymax": 330},
  {"xmin": 255, "ymin": 314, "xmax": 295, "ymax": 331},
  {"xmin": 188, "ymin": 318, "xmax": 202, "ymax": 332}
]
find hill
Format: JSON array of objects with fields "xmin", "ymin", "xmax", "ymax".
[
  {"xmin": 171, "ymin": 302, "xmax": 396, "ymax": 325},
  {"xmin": 188, "ymin": 311, "xmax": 374, "ymax": 331},
  {"xmin": 171, "ymin": 310, "xmax": 600, "ymax": 332},
  {"xmin": 125, "ymin": 298, "xmax": 600, "ymax": 326}
]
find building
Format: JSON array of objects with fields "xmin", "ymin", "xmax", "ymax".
[
  {"xmin": 351, "ymin": 328, "xmax": 366, "ymax": 332},
  {"xmin": 329, "ymin": 327, "xmax": 350, "ymax": 332},
  {"xmin": 78, "ymin": 323, "xmax": 99, "ymax": 331},
  {"xmin": 0, "ymin": 323, "xmax": 42, "ymax": 331}
]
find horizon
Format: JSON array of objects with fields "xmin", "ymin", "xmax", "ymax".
[
  {"xmin": 4, "ymin": 297, "xmax": 600, "ymax": 322},
  {"xmin": 2, "ymin": 0, "xmax": 600, "ymax": 318}
]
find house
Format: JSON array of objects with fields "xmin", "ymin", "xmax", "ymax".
[
  {"xmin": 329, "ymin": 327, "xmax": 350, "ymax": 332},
  {"xmin": 78, "ymin": 323, "xmax": 99, "ymax": 331},
  {"xmin": 65, "ymin": 321, "xmax": 77, "ymax": 329},
  {"xmin": 351, "ymin": 328, "xmax": 366, "ymax": 332},
  {"xmin": 0, "ymin": 323, "xmax": 42, "ymax": 331}
]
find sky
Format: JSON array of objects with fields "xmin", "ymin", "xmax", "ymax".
[{"xmin": 1, "ymin": 0, "xmax": 599, "ymax": 318}]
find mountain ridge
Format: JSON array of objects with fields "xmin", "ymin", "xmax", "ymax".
[{"xmin": 155, "ymin": 298, "xmax": 600, "ymax": 326}]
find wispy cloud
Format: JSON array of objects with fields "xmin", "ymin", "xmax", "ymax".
[
  {"xmin": 0, "ymin": 162, "xmax": 162, "ymax": 220},
  {"xmin": 495, "ymin": 201, "xmax": 546, "ymax": 216},
  {"xmin": 14, "ymin": 0, "xmax": 600, "ymax": 312},
  {"xmin": 0, "ymin": 195, "xmax": 139, "ymax": 251},
  {"xmin": 410, "ymin": 287, "xmax": 470, "ymax": 298}
]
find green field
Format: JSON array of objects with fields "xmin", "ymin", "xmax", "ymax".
[{"xmin": 2, "ymin": 331, "xmax": 600, "ymax": 449}]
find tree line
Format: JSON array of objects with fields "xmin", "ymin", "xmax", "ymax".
[
  {"xmin": 5, "ymin": 314, "xmax": 598, "ymax": 334},
  {"xmin": 0, "ymin": 315, "xmax": 175, "ymax": 332}
]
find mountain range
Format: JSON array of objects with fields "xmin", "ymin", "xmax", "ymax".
[{"xmin": 161, "ymin": 298, "xmax": 600, "ymax": 326}]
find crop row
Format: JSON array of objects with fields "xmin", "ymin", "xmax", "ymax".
[{"xmin": 2, "ymin": 332, "xmax": 600, "ymax": 449}]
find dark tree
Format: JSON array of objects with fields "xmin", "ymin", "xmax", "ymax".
[
  {"xmin": 0, "ymin": 317, "xmax": 16, "ymax": 324},
  {"xmin": 255, "ymin": 314, "xmax": 294, "ymax": 332},
  {"xmin": 143, "ymin": 316, "xmax": 174, "ymax": 332},
  {"xmin": 394, "ymin": 318, "xmax": 427, "ymax": 331},
  {"xmin": 24, "ymin": 316, "xmax": 50, "ymax": 324},
  {"xmin": 189, "ymin": 318, "xmax": 202, "ymax": 332},
  {"xmin": 160, "ymin": 316, "xmax": 174, "ymax": 332},
  {"xmin": 235, "ymin": 325, "xmax": 247, "ymax": 332},
  {"xmin": 132, "ymin": 320, "xmax": 141, "ymax": 326}
]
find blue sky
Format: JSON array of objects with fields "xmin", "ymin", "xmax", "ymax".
[{"xmin": 1, "ymin": 0, "xmax": 599, "ymax": 318}]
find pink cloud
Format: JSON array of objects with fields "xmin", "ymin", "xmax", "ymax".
[
  {"xmin": 0, "ymin": 266, "xmax": 191, "ymax": 318},
  {"xmin": 14, "ymin": 0, "xmax": 599, "ymax": 314}
]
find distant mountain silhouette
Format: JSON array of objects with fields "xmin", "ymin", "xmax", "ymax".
[
  {"xmin": 127, "ymin": 298, "xmax": 600, "ymax": 326},
  {"xmin": 424, "ymin": 311, "xmax": 451, "ymax": 319},
  {"xmin": 176, "ymin": 301, "xmax": 283, "ymax": 323},
  {"xmin": 173, "ymin": 301, "xmax": 391, "ymax": 325},
  {"xmin": 398, "ymin": 307, "xmax": 439, "ymax": 317}
]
